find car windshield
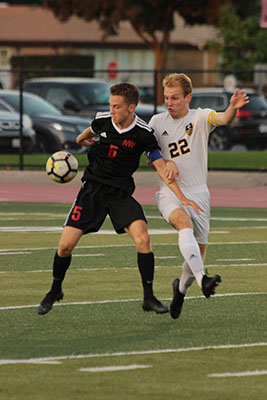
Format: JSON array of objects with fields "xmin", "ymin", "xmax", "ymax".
[
  {"xmin": 0, "ymin": 102, "xmax": 11, "ymax": 112},
  {"xmin": 1, "ymin": 93, "xmax": 62, "ymax": 116},
  {"xmin": 73, "ymin": 83, "xmax": 110, "ymax": 106},
  {"xmin": 242, "ymin": 94, "xmax": 267, "ymax": 111}
]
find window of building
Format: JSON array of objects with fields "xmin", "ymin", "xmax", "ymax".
[{"xmin": 0, "ymin": 49, "xmax": 9, "ymax": 66}]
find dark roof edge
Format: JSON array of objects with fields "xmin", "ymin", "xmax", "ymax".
[{"xmin": 0, "ymin": 40, "xmax": 197, "ymax": 50}]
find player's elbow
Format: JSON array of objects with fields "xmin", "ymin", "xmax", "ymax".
[{"xmin": 76, "ymin": 135, "xmax": 82, "ymax": 145}]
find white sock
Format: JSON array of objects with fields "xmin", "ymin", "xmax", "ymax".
[
  {"xmin": 179, "ymin": 261, "xmax": 195, "ymax": 294},
  {"xmin": 178, "ymin": 228, "xmax": 204, "ymax": 288}
]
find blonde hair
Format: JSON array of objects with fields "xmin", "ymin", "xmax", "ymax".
[{"xmin": 163, "ymin": 73, "xmax": 192, "ymax": 97}]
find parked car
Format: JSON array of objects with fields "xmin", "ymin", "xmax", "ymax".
[
  {"xmin": 138, "ymin": 84, "xmax": 156, "ymax": 104},
  {"xmin": 23, "ymin": 77, "xmax": 164, "ymax": 122},
  {"xmin": 190, "ymin": 88, "xmax": 267, "ymax": 150},
  {"xmin": 0, "ymin": 90, "xmax": 93, "ymax": 153},
  {"xmin": 0, "ymin": 99, "xmax": 36, "ymax": 153}
]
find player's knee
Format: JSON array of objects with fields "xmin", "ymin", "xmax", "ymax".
[
  {"xmin": 134, "ymin": 231, "xmax": 150, "ymax": 251},
  {"xmin": 58, "ymin": 242, "xmax": 74, "ymax": 257},
  {"xmin": 171, "ymin": 212, "xmax": 192, "ymax": 230}
]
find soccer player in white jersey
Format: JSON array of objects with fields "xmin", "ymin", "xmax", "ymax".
[{"xmin": 149, "ymin": 73, "xmax": 249, "ymax": 319}]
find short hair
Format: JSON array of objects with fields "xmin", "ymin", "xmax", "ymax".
[
  {"xmin": 110, "ymin": 82, "xmax": 139, "ymax": 105},
  {"xmin": 163, "ymin": 73, "xmax": 193, "ymax": 97}
]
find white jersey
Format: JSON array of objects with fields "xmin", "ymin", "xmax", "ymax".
[{"xmin": 149, "ymin": 108, "xmax": 217, "ymax": 191}]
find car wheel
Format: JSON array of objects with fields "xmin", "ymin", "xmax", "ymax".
[
  {"xmin": 209, "ymin": 127, "xmax": 231, "ymax": 151},
  {"xmin": 34, "ymin": 134, "xmax": 53, "ymax": 153}
]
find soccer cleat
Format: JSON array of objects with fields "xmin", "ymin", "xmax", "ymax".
[
  {"xmin": 37, "ymin": 290, "xmax": 64, "ymax": 315},
  {"xmin": 202, "ymin": 274, "xmax": 222, "ymax": 298},
  {"xmin": 170, "ymin": 278, "xmax": 185, "ymax": 320},
  {"xmin": 142, "ymin": 296, "xmax": 169, "ymax": 314}
]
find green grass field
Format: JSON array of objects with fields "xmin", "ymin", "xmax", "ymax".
[
  {"xmin": 0, "ymin": 202, "xmax": 267, "ymax": 400},
  {"xmin": 1, "ymin": 150, "xmax": 267, "ymax": 171}
]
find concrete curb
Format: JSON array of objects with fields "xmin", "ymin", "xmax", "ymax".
[{"xmin": 0, "ymin": 170, "xmax": 267, "ymax": 189}]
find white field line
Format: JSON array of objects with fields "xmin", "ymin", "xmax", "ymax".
[
  {"xmin": 79, "ymin": 364, "xmax": 151, "ymax": 373},
  {"xmin": 0, "ymin": 227, "xmax": 228, "ymax": 234},
  {"xmin": 72, "ymin": 254, "xmax": 104, "ymax": 257},
  {"xmin": 0, "ymin": 227, "xmax": 63, "ymax": 232},
  {"xmin": 2, "ymin": 225, "xmax": 267, "ymax": 233},
  {"xmin": 0, "ymin": 342, "xmax": 267, "ymax": 366},
  {"xmin": 0, "ymin": 360, "xmax": 62, "ymax": 365},
  {"xmin": 155, "ymin": 256, "xmax": 178, "ymax": 259},
  {"xmin": 0, "ymin": 213, "xmax": 67, "ymax": 217},
  {"xmin": 1, "ymin": 213, "xmax": 267, "ymax": 222},
  {"xmin": 0, "ymin": 251, "xmax": 31, "ymax": 255},
  {"xmin": 210, "ymin": 217, "xmax": 267, "ymax": 222},
  {"xmin": 1, "ymin": 224, "xmax": 266, "ymax": 231},
  {"xmin": 1, "ymin": 262, "xmax": 267, "ymax": 275},
  {"xmin": 0, "ymin": 244, "xmax": 136, "ymax": 253},
  {"xmin": 0, "ymin": 217, "xmax": 96, "ymax": 221},
  {"xmin": 208, "ymin": 241, "xmax": 267, "ymax": 245},
  {"xmin": 0, "ymin": 241, "xmax": 267, "ymax": 254},
  {"xmin": 216, "ymin": 258, "xmax": 255, "ymax": 261},
  {"xmin": 0, "ymin": 227, "xmax": 175, "ymax": 233},
  {"xmin": 208, "ymin": 370, "xmax": 267, "ymax": 378},
  {"xmin": 1, "ymin": 292, "xmax": 267, "ymax": 312},
  {"xmin": 200, "ymin": 263, "xmax": 267, "ymax": 268},
  {"xmin": 237, "ymin": 226, "xmax": 267, "ymax": 230}
]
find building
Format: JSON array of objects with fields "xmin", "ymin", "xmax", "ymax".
[{"xmin": 0, "ymin": 3, "xmax": 219, "ymax": 89}]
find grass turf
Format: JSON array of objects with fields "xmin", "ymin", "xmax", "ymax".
[
  {"xmin": 0, "ymin": 203, "xmax": 267, "ymax": 399},
  {"xmin": 1, "ymin": 150, "xmax": 267, "ymax": 171}
]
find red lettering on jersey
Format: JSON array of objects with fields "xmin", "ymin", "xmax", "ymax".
[{"xmin": 122, "ymin": 139, "xmax": 136, "ymax": 149}]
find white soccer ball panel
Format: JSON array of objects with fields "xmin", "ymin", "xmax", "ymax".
[{"xmin": 46, "ymin": 151, "xmax": 78, "ymax": 184}]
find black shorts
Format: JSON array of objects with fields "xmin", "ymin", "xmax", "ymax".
[{"xmin": 65, "ymin": 180, "xmax": 147, "ymax": 234}]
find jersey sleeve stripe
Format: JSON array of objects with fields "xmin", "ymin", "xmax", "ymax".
[
  {"xmin": 95, "ymin": 111, "xmax": 111, "ymax": 119},
  {"xmin": 136, "ymin": 116, "xmax": 153, "ymax": 132},
  {"xmin": 208, "ymin": 111, "xmax": 219, "ymax": 126}
]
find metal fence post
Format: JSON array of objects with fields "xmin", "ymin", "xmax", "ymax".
[
  {"xmin": 153, "ymin": 69, "xmax": 158, "ymax": 114},
  {"xmin": 19, "ymin": 63, "xmax": 24, "ymax": 170}
]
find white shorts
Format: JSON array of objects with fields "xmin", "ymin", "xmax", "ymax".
[{"xmin": 156, "ymin": 185, "xmax": 210, "ymax": 244}]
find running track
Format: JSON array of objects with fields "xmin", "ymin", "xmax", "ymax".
[{"xmin": 0, "ymin": 183, "xmax": 266, "ymax": 208}]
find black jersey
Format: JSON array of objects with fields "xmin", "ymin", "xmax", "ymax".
[{"xmin": 82, "ymin": 112, "xmax": 160, "ymax": 194}]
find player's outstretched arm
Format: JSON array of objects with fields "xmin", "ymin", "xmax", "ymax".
[
  {"xmin": 76, "ymin": 127, "xmax": 95, "ymax": 147},
  {"xmin": 152, "ymin": 158, "xmax": 202, "ymax": 215},
  {"xmin": 215, "ymin": 89, "xmax": 249, "ymax": 126}
]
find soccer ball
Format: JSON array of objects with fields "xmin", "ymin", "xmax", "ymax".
[{"xmin": 46, "ymin": 151, "xmax": 78, "ymax": 183}]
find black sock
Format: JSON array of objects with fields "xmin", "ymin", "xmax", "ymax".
[
  {"xmin": 50, "ymin": 252, "xmax": 72, "ymax": 292},
  {"xmin": 137, "ymin": 252, "xmax": 154, "ymax": 299}
]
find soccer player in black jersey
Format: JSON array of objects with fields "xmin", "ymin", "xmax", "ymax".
[{"xmin": 37, "ymin": 82, "xmax": 201, "ymax": 316}]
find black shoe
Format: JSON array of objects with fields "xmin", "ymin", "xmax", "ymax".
[
  {"xmin": 37, "ymin": 290, "xmax": 64, "ymax": 315},
  {"xmin": 142, "ymin": 296, "xmax": 169, "ymax": 314},
  {"xmin": 202, "ymin": 274, "xmax": 221, "ymax": 298},
  {"xmin": 170, "ymin": 278, "xmax": 185, "ymax": 320}
]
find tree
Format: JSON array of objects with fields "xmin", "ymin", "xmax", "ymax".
[
  {"xmin": 43, "ymin": 0, "xmax": 229, "ymax": 103},
  {"xmin": 207, "ymin": 4, "xmax": 267, "ymax": 82},
  {"xmin": 230, "ymin": 0, "xmax": 261, "ymax": 20}
]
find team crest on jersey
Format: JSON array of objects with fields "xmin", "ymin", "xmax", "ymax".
[
  {"xmin": 185, "ymin": 123, "xmax": 193, "ymax": 136},
  {"xmin": 100, "ymin": 132, "xmax": 107, "ymax": 138}
]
